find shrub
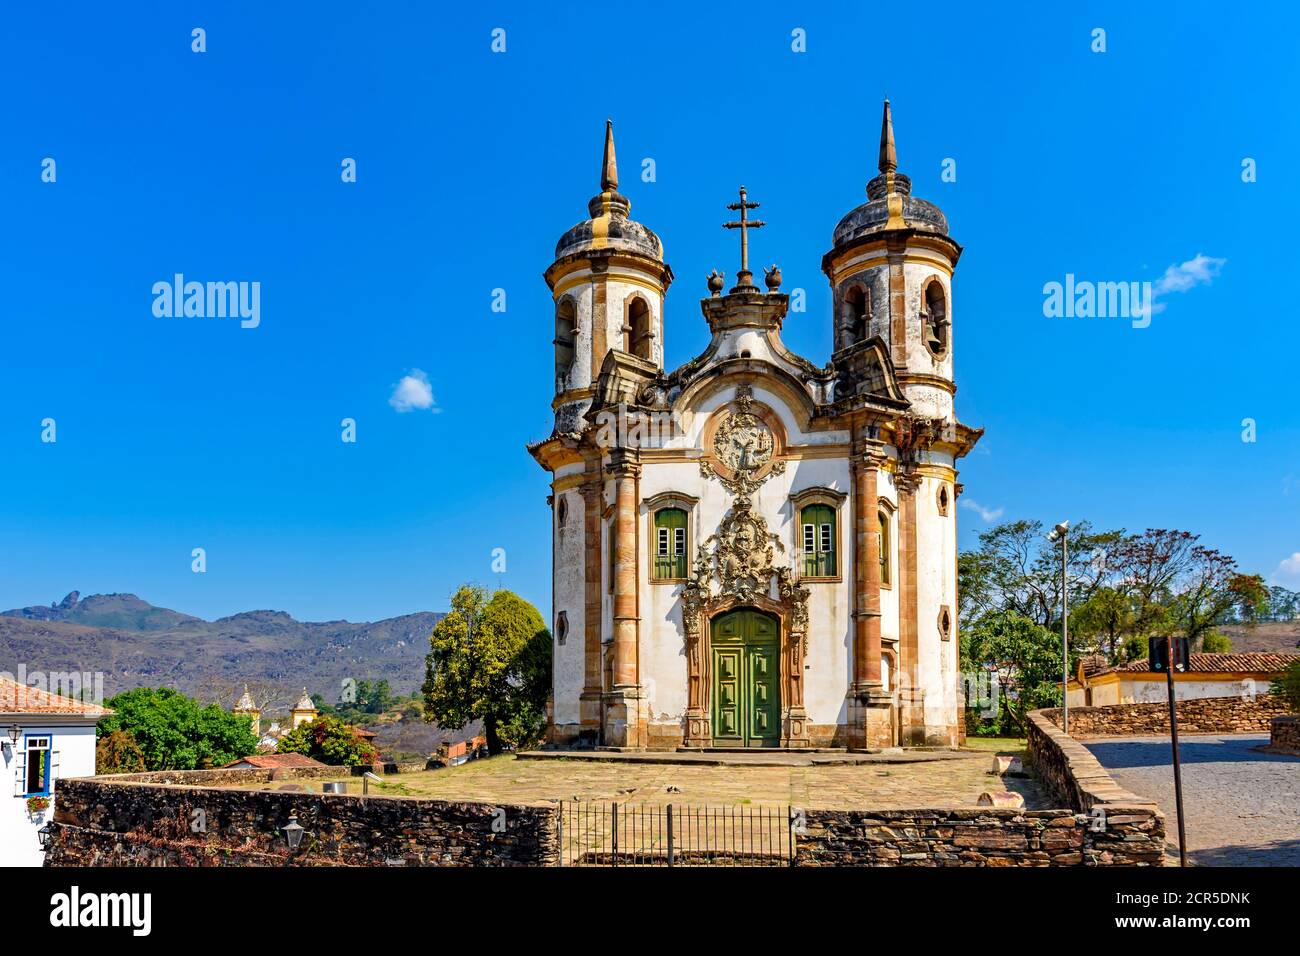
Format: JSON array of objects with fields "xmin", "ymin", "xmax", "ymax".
[{"xmin": 1271, "ymin": 659, "xmax": 1300, "ymax": 714}]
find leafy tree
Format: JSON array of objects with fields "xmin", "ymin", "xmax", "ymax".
[
  {"xmin": 961, "ymin": 609, "xmax": 1078, "ymax": 735},
  {"xmin": 276, "ymin": 714, "xmax": 379, "ymax": 766},
  {"xmin": 97, "ymin": 687, "xmax": 258, "ymax": 770},
  {"xmin": 422, "ymin": 585, "xmax": 552, "ymax": 755},
  {"xmin": 95, "ymin": 729, "xmax": 146, "ymax": 774},
  {"xmin": 1272, "ymin": 658, "xmax": 1300, "ymax": 713},
  {"xmin": 1200, "ymin": 631, "xmax": 1233, "ymax": 653},
  {"xmin": 1071, "ymin": 587, "xmax": 1135, "ymax": 661}
]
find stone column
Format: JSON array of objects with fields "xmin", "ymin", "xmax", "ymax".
[
  {"xmin": 850, "ymin": 434, "xmax": 893, "ymax": 749},
  {"xmin": 605, "ymin": 449, "xmax": 644, "ymax": 748},
  {"xmin": 896, "ymin": 472, "xmax": 923, "ymax": 745}
]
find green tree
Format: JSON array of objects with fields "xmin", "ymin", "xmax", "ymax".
[
  {"xmin": 1271, "ymin": 658, "xmax": 1300, "ymax": 713},
  {"xmin": 95, "ymin": 729, "xmax": 146, "ymax": 774},
  {"xmin": 961, "ymin": 609, "xmax": 1077, "ymax": 735},
  {"xmin": 422, "ymin": 585, "xmax": 552, "ymax": 755},
  {"xmin": 276, "ymin": 714, "xmax": 379, "ymax": 766},
  {"xmin": 1200, "ymin": 631, "xmax": 1233, "ymax": 653},
  {"xmin": 1071, "ymin": 587, "xmax": 1135, "ymax": 662},
  {"xmin": 97, "ymin": 687, "xmax": 258, "ymax": 770}
]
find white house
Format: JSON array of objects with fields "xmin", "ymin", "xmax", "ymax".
[
  {"xmin": 1, "ymin": 676, "xmax": 110, "ymax": 866},
  {"xmin": 1064, "ymin": 652, "xmax": 1298, "ymax": 708}
]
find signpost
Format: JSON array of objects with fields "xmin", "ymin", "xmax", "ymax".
[{"xmin": 1150, "ymin": 635, "xmax": 1189, "ymax": 867}]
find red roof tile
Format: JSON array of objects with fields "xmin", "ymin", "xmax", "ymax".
[
  {"xmin": 220, "ymin": 753, "xmax": 328, "ymax": 770},
  {"xmin": 1111, "ymin": 652, "xmax": 1299, "ymax": 674},
  {"xmin": 0, "ymin": 676, "xmax": 112, "ymax": 717}
]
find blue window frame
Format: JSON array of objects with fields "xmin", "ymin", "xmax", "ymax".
[{"xmin": 22, "ymin": 735, "xmax": 52, "ymax": 796}]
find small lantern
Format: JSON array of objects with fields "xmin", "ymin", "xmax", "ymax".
[
  {"xmin": 281, "ymin": 812, "xmax": 305, "ymax": 850},
  {"xmin": 36, "ymin": 824, "xmax": 52, "ymax": 849},
  {"xmin": 7, "ymin": 724, "xmax": 20, "ymax": 746}
]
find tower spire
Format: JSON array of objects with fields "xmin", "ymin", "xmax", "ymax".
[
  {"xmin": 601, "ymin": 118, "xmax": 618, "ymax": 192},
  {"xmin": 878, "ymin": 99, "xmax": 897, "ymax": 175}
]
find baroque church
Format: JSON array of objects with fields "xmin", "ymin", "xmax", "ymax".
[{"xmin": 529, "ymin": 103, "xmax": 982, "ymax": 750}]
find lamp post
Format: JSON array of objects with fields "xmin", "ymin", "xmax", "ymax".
[
  {"xmin": 1047, "ymin": 521, "xmax": 1070, "ymax": 734},
  {"xmin": 281, "ymin": 812, "xmax": 305, "ymax": 851},
  {"xmin": 7, "ymin": 724, "xmax": 20, "ymax": 747}
]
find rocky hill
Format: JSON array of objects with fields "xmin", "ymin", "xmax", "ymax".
[{"xmin": 1, "ymin": 591, "xmax": 441, "ymax": 702}]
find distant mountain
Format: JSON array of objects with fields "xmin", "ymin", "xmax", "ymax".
[{"xmin": 0, "ymin": 591, "xmax": 442, "ymax": 703}]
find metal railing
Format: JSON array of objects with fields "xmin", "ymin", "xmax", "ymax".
[{"xmin": 557, "ymin": 802, "xmax": 793, "ymax": 866}]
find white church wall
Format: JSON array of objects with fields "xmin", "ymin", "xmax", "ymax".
[{"xmin": 551, "ymin": 482, "xmax": 586, "ymax": 726}]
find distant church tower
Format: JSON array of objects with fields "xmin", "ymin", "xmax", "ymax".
[
  {"xmin": 233, "ymin": 685, "xmax": 261, "ymax": 738},
  {"xmin": 290, "ymin": 689, "xmax": 318, "ymax": 729}
]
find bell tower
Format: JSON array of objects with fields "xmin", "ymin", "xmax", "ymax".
[
  {"xmin": 544, "ymin": 121, "xmax": 673, "ymax": 435},
  {"xmin": 822, "ymin": 100, "xmax": 962, "ymax": 423}
]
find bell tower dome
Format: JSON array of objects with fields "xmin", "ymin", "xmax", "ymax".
[
  {"xmin": 544, "ymin": 121, "xmax": 674, "ymax": 435},
  {"xmin": 822, "ymin": 101, "xmax": 962, "ymax": 423}
]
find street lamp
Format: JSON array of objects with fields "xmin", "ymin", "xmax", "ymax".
[
  {"xmin": 7, "ymin": 724, "xmax": 20, "ymax": 747},
  {"xmin": 281, "ymin": 812, "xmax": 305, "ymax": 850},
  {"xmin": 1047, "ymin": 520, "xmax": 1070, "ymax": 735},
  {"xmin": 36, "ymin": 824, "xmax": 52, "ymax": 849}
]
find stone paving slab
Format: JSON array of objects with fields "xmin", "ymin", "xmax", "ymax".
[
  {"xmin": 517, "ymin": 748, "xmax": 973, "ymax": 768},
  {"xmin": 1084, "ymin": 733, "xmax": 1300, "ymax": 867},
  {"xmin": 277, "ymin": 750, "xmax": 1051, "ymax": 810}
]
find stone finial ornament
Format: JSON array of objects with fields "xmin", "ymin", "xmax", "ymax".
[
  {"xmin": 707, "ymin": 270, "xmax": 726, "ymax": 296},
  {"xmin": 763, "ymin": 264, "xmax": 782, "ymax": 292}
]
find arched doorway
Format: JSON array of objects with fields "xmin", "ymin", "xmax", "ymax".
[{"xmin": 710, "ymin": 608, "xmax": 780, "ymax": 748}]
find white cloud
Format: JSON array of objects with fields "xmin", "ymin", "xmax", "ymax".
[
  {"xmin": 1269, "ymin": 553, "xmax": 1300, "ymax": 589},
  {"xmin": 1142, "ymin": 253, "xmax": 1226, "ymax": 316},
  {"xmin": 388, "ymin": 368, "xmax": 439, "ymax": 413},
  {"xmin": 959, "ymin": 498, "xmax": 1003, "ymax": 523}
]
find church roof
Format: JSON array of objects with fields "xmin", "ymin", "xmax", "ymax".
[
  {"xmin": 554, "ymin": 120, "xmax": 663, "ymax": 261},
  {"xmin": 292, "ymin": 689, "xmax": 316, "ymax": 711},
  {"xmin": 830, "ymin": 100, "xmax": 950, "ymax": 249},
  {"xmin": 234, "ymin": 685, "xmax": 257, "ymax": 711}
]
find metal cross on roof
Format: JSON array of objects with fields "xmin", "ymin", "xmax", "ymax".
[{"xmin": 722, "ymin": 186, "xmax": 765, "ymax": 288}]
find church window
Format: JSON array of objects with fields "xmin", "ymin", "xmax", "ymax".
[
  {"xmin": 922, "ymin": 280, "xmax": 948, "ymax": 357},
  {"xmin": 842, "ymin": 284, "xmax": 869, "ymax": 347},
  {"xmin": 938, "ymin": 606, "xmax": 952, "ymax": 641},
  {"xmin": 555, "ymin": 298, "xmax": 577, "ymax": 390},
  {"xmin": 800, "ymin": 504, "xmax": 836, "ymax": 577},
  {"xmin": 556, "ymin": 495, "xmax": 568, "ymax": 526},
  {"xmin": 936, "ymin": 484, "xmax": 950, "ymax": 516},
  {"xmin": 627, "ymin": 296, "xmax": 652, "ymax": 361},
  {"xmin": 652, "ymin": 508, "xmax": 688, "ymax": 579},
  {"xmin": 879, "ymin": 511, "xmax": 892, "ymax": 586},
  {"xmin": 556, "ymin": 611, "xmax": 568, "ymax": 645}
]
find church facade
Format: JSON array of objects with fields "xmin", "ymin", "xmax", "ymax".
[{"xmin": 529, "ymin": 103, "xmax": 982, "ymax": 750}]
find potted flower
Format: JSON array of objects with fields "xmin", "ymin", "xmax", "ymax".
[{"xmin": 26, "ymin": 795, "xmax": 50, "ymax": 823}]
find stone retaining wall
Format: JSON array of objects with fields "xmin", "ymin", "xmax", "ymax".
[
  {"xmin": 795, "ymin": 805, "xmax": 1163, "ymax": 866},
  {"xmin": 44, "ymin": 777, "xmax": 556, "ymax": 867},
  {"xmin": 1041, "ymin": 695, "xmax": 1287, "ymax": 739},
  {"xmin": 1265, "ymin": 715, "xmax": 1300, "ymax": 755}
]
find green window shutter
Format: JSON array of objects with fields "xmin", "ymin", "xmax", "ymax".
[
  {"xmin": 800, "ymin": 504, "xmax": 836, "ymax": 576},
  {"xmin": 653, "ymin": 508, "xmax": 688, "ymax": 579}
]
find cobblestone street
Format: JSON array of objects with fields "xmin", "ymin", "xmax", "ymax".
[{"xmin": 1084, "ymin": 734, "xmax": 1300, "ymax": 866}]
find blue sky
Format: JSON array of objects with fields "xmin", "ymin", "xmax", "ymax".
[{"xmin": 1, "ymin": 2, "xmax": 1297, "ymax": 622}]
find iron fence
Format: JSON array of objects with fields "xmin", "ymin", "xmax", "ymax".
[{"xmin": 557, "ymin": 802, "xmax": 793, "ymax": 866}]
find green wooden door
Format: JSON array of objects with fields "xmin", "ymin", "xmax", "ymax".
[{"xmin": 711, "ymin": 609, "xmax": 781, "ymax": 747}]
